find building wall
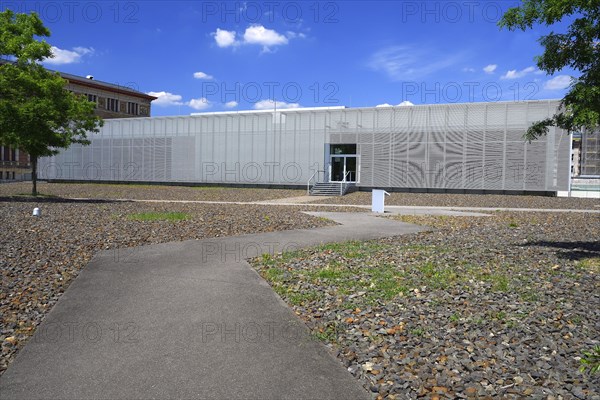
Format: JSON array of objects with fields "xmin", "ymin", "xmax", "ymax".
[
  {"xmin": 38, "ymin": 100, "xmax": 571, "ymax": 193},
  {"xmin": 329, "ymin": 101, "xmax": 569, "ymax": 192},
  {"xmin": 0, "ymin": 146, "xmax": 29, "ymax": 181},
  {"xmin": 65, "ymin": 81, "xmax": 152, "ymax": 119}
]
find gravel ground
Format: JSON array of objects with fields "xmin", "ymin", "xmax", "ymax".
[
  {"xmin": 0, "ymin": 197, "xmax": 346, "ymax": 376},
  {"xmin": 252, "ymin": 212, "xmax": 600, "ymax": 399},
  {"xmin": 310, "ymin": 191, "xmax": 600, "ymax": 210},
  {"xmin": 0, "ymin": 182, "xmax": 306, "ymax": 202},
  {"xmin": 2, "ymin": 182, "xmax": 599, "ymax": 396}
]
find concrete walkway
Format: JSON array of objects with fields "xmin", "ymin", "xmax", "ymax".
[{"xmin": 0, "ymin": 212, "xmax": 426, "ymax": 400}]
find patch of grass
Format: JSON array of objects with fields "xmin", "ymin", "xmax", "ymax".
[
  {"xmin": 410, "ymin": 327, "xmax": 425, "ymax": 336},
  {"xmin": 520, "ymin": 290, "xmax": 540, "ymax": 303},
  {"xmin": 578, "ymin": 257, "xmax": 600, "ymax": 273},
  {"xmin": 449, "ymin": 313, "xmax": 461, "ymax": 323},
  {"xmin": 313, "ymin": 321, "xmax": 341, "ymax": 343},
  {"xmin": 508, "ymin": 222, "xmax": 519, "ymax": 228},
  {"xmin": 414, "ymin": 262, "xmax": 459, "ymax": 289},
  {"xmin": 580, "ymin": 345, "xmax": 600, "ymax": 375},
  {"xmin": 126, "ymin": 212, "xmax": 189, "ymax": 222},
  {"xmin": 570, "ymin": 315, "xmax": 583, "ymax": 325},
  {"xmin": 476, "ymin": 271, "xmax": 511, "ymax": 292},
  {"xmin": 287, "ymin": 290, "xmax": 322, "ymax": 306},
  {"xmin": 490, "ymin": 311, "xmax": 507, "ymax": 321},
  {"xmin": 339, "ymin": 301, "xmax": 358, "ymax": 310},
  {"xmin": 263, "ymin": 267, "xmax": 285, "ymax": 282},
  {"xmin": 368, "ymin": 265, "xmax": 409, "ymax": 300},
  {"xmin": 316, "ymin": 240, "xmax": 391, "ymax": 259}
]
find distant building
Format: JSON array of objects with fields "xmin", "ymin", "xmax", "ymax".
[
  {"xmin": 0, "ymin": 62, "xmax": 156, "ymax": 181},
  {"xmin": 61, "ymin": 72, "xmax": 156, "ymax": 119}
]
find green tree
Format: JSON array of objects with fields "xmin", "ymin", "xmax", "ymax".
[
  {"xmin": 499, "ymin": 0, "xmax": 600, "ymax": 141},
  {"xmin": 0, "ymin": 10, "xmax": 102, "ymax": 195}
]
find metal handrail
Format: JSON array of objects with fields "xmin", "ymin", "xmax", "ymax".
[
  {"xmin": 307, "ymin": 170, "xmax": 325, "ymax": 195},
  {"xmin": 340, "ymin": 170, "xmax": 352, "ymax": 195}
]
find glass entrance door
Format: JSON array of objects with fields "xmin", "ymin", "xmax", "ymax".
[
  {"xmin": 330, "ymin": 155, "xmax": 358, "ymax": 182},
  {"xmin": 331, "ymin": 156, "xmax": 345, "ymax": 182},
  {"xmin": 329, "ymin": 144, "xmax": 359, "ymax": 182}
]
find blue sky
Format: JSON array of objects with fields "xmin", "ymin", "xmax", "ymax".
[{"xmin": 3, "ymin": 1, "xmax": 576, "ymax": 116}]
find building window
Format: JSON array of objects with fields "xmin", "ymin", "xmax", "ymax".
[
  {"xmin": 87, "ymin": 94, "xmax": 98, "ymax": 107},
  {"xmin": 127, "ymin": 102, "xmax": 139, "ymax": 115},
  {"xmin": 106, "ymin": 98, "xmax": 120, "ymax": 112},
  {"xmin": 1, "ymin": 146, "xmax": 16, "ymax": 161}
]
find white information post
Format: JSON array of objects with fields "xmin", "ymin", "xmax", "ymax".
[{"xmin": 371, "ymin": 189, "xmax": 390, "ymax": 213}]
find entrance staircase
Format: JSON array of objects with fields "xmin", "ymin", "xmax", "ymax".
[
  {"xmin": 310, "ymin": 182, "xmax": 355, "ymax": 196},
  {"xmin": 307, "ymin": 170, "xmax": 356, "ymax": 196}
]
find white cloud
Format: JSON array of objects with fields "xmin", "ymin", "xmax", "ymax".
[
  {"xmin": 243, "ymin": 25, "xmax": 288, "ymax": 48},
  {"xmin": 544, "ymin": 75, "xmax": 571, "ymax": 90},
  {"xmin": 213, "ymin": 25, "xmax": 300, "ymax": 52},
  {"xmin": 44, "ymin": 46, "xmax": 94, "ymax": 65},
  {"xmin": 368, "ymin": 46, "xmax": 464, "ymax": 81},
  {"xmin": 285, "ymin": 31, "xmax": 307, "ymax": 40},
  {"xmin": 501, "ymin": 66, "xmax": 537, "ymax": 79},
  {"xmin": 213, "ymin": 28, "xmax": 237, "ymax": 48},
  {"xmin": 193, "ymin": 71, "xmax": 213, "ymax": 80},
  {"xmin": 376, "ymin": 101, "xmax": 414, "ymax": 108},
  {"xmin": 147, "ymin": 92, "xmax": 213, "ymax": 110},
  {"xmin": 253, "ymin": 99, "xmax": 300, "ymax": 110},
  {"xmin": 146, "ymin": 91, "xmax": 184, "ymax": 106},
  {"xmin": 188, "ymin": 97, "xmax": 211, "ymax": 110},
  {"xmin": 483, "ymin": 64, "xmax": 497, "ymax": 74},
  {"xmin": 224, "ymin": 101, "xmax": 238, "ymax": 108},
  {"xmin": 462, "ymin": 67, "xmax": 475, "ymax": 72}
]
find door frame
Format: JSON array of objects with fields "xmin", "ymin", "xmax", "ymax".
[{"xmin": 329, "ymin": 154, "xmax": 360, "ymax": 183}]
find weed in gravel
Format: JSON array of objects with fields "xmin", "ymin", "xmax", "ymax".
[
  {"xmin": 313, "ymin": 321, "xmax": 341, "ymax": 343},
  {"xmin": 449, "ymin": 312, "xmax": 461, "ymax": 323},
  {"xmin": 126, "ymin": 212, "xmax": 189, "ymax": 221},
  {"xmin": 414, "ymin": 262, "xmax": 458, "ymax": 289},
  {"xmin": 317, "ymin": 241, "xmax": 391, "ymax": 259},
  {"xmin": 261, "ymin": 253, "xmax": 275, "ymax": 266},
  {"xmin": 520, "ymin": 289, "xmax": 540, "ymax": 303},
  {"xmin": 410, "ymin": 327, "xmax": 425, "ymax": 336},
  {"xmin": 263, "ymin": 267, "xmax": 285, "ymax": 282},
  {"xmin": 287, "ymin": 290, "xmax": 322, "ymax": 306},
  {"xmin": 367, "ymin": 265, "xmax": 408, "ymax": 300},
  {"xmin": 580, "ymin": 345, "xmax": 600, "ymax": 374},
  {"xmin": 577, "ymin": 257, "xmax": 600, "ymax": 273}
]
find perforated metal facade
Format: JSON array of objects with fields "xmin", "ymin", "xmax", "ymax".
[
  {"xmin": 580, "ymin": 129, "xmax": 600, "ymax": 176},
  {"xmin": 39, "ymin": 100, "xmax": 570, "ymax": 192}
]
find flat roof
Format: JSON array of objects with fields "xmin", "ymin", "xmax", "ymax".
[{"xmin": 0, "ymin": 58, "xmax": 156, "ymax": 101}]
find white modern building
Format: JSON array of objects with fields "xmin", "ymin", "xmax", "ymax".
[{"xmin": 38, "ymin": 99, "xmax": 572, "ymax": 195}]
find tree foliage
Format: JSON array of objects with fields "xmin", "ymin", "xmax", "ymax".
[
  {"xmin": 499, "ymin": 0, "xmax": 600, "ymax": 141},
  {"xmin": 0, "ymin": 10, "xmax": 103, "ymax": 195}
]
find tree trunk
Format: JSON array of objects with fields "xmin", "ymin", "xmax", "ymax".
[{"xmin": 31, "ymin": 156, "xmax": 37, "ymax": 196}]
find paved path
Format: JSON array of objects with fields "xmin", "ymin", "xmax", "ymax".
[{"xmin": 0, "ymin": 212, "xmax": 426, "ymax": 400}]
